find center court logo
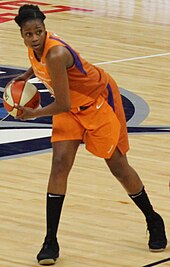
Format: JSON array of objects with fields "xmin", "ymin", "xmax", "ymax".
[{"xmin": 0, "ymin": 66, "xmax": 169, "ymax": 159}]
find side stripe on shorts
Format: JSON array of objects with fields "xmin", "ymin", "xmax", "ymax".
[{"xmin": 107, "ymin": 83, "xmax": 114, "ymax": 110}]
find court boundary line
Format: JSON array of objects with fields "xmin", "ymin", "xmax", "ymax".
[{"xmin": 142, "ymin": 257, "xmax": 170, "ymax": 267}]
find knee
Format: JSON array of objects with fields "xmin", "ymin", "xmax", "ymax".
[
  {"xmin": 51, "ymin": 154, "xmax": 71, "ymax": 178},
  {"xmin": 107, "ymin": 160, "xmax": 131, "ymax": 181},
  {"xmin": 111, "ymin": 166, "xmax": 128, "ymax": 181},
  {"xmin": 106, "ymin": 149, "xmax": 131, "ymax": 181},
  {"xmin": 109, "ymin": 162, "xmax": 139, "ymax": 184}
]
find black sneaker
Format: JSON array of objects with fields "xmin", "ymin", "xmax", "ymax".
[
  {"xmin": 146, "ymin": 212, "xmax": 167, "ymax": 252},
  {"xmin": 37, "ymin": 238, "xmax": 59, "ymax": 265}
]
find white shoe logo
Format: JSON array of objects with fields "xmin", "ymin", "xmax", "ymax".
[
  {"xmin": 96, "ymin": 100, "xmax": 104, "ymax": 109},
  {"xmin": 48, "ymin": 194, "xmax": 62, "ymax": 198}
]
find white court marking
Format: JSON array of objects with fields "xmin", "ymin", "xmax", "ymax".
[
  {"xmin": 94, "ymin": 52, "xmax": 170, "ymax": 65},
  {"xmin": 0, "ymin": 51, "xmax": 167, "ymax": 87},
  {"xmin": 28, "ymin": 51, "xmax": 170, "ymax": 88}
]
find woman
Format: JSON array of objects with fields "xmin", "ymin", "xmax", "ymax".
[{"xmin": 14, "ymin": 4, "xmax": 167, "ymax": 266}]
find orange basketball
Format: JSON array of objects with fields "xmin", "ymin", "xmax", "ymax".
[{"xmin": 3, "ymin": 80, "xmax": 40, "ymax": 117}]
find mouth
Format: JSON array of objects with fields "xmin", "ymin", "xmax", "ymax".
[{"xmin": 32, "ymin": 44, "xmax": 41, "ymax": 50}]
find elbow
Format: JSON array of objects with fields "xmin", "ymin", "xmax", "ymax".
[
  {"xmin": 63, "ymin": 99, "xmax": 71, "ymax": 112},
  {"xmin": 54, "ymin": 99, "xmax": 71, "ymax": 113},
  {"xmin": 63, "ymin": 104, "xmax": 70, "ymax": 113},
  {"xmin": 58, "ymin": 101, "xmax": 71, "ymax": 113}
]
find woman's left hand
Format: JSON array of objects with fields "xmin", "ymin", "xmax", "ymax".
[{"xmin": 15, "ymin": 105, "xmax": 37, "ymax": 120}]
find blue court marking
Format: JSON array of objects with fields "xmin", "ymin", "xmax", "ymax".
[{"xmin": 0, "ymin": 65, "xmax": 170, "ymax": 159}]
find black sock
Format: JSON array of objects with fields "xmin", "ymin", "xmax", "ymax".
[
  {"xmin": 46, "ymin": 193, "xmax": 65, "ymax": 241},
  {"xmin": 128, "ymin": 186, "xmax": 155, "ymax": 218}
]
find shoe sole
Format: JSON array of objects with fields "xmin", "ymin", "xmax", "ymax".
[
  {"xmin": 38, "ymin": 258, "xmax": 57, "ymax": 265},
  {"xmin": 149, "ymin": 247, "xmax": 166, "ymax": 252}
]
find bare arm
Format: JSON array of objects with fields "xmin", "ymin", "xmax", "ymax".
[
  {"xmin": 14, "ymin": 67, "xmax": 34, "ymax": 82},
  {"xmin": 17, "ymin": 46, "xmax": 74, "ymax": 120},
  {"xmin": 6, "ymin": 67, "xmax": 34, "ymax": 89}
]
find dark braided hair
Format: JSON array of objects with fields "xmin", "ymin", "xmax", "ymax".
[{"xmin": 15, "ymin": 4, "xmax": 46, "ymax": 27}]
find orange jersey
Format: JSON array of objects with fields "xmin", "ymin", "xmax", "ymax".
[
  {"xmin": 28, "ymin": 32, "xmax": 109, "ymax": 108},
  {"xmin": 28, "ymin": 32, "xmax": 129, "ymax": 157}
]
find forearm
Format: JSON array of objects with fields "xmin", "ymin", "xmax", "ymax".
[
  {"xmin": 14, "ymin": 67, "xmax": 34, "ymax": 81},
  {"xmin": 25, "ymin": 100, "xmax": 70, "ymax": 119},
  {"xmin": 38, "ymin": 101, "xmax": 69, "ymax": 117},
  {"xmin": 21, "ymin": 67, "xmax": 34, "ymax": 80}
]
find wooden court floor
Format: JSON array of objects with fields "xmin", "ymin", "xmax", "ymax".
[{"xmin": 0, "ymin": 0, "xmax": 170, "ymax": 266}]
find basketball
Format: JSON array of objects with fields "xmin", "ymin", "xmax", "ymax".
[{"xmin": 3, "ymin": 80, "xmax": 40, "ymax": 117}]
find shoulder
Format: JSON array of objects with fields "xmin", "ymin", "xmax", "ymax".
[
  {"xmin": 46, "ymin": 32, "xmax": 65, "ymax": 48},
  {"xmin": 42, "ymin": 32, "xmax": 64, "ymax": 57},
  {"xmin": 46, "ymin": 45, "xmax": 74, "ymax": 68},
  {"xmin": 45, "ymin": 32, "xmax": 74, "ymax": 67}
]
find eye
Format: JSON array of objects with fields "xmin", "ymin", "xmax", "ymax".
[
  {"xmin": 25, "ymin": 32, "xmax": 32, "ymax": 37},
  {"xmin": 36, "ymin": 30, "xmax": 42, "ymax": 36}
]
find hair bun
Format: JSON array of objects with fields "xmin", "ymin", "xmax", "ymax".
[
  {"xmin": 15, "ymin": 4, "xmax": 46, "ymax": 27},
  {"xmin": 19, "ymin": 4, "xmax": 40, "ymax": 14}
]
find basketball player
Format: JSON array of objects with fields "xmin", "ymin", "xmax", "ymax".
[{"xmin": 13, "ymin": 5, "xmax": 167, "ymax": 266}]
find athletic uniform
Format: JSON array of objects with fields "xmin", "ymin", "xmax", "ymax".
[{"xmin": 28, "ymin": 32, "xmax": 129, "ymax": 158}]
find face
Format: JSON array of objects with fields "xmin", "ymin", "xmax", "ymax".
[{"xmin": 21, "ymin": 19, "xmax": 46, "ymax": 56}]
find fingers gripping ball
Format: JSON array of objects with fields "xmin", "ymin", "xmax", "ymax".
[{"xmin": 3, "ymin": 81, "xmax": 40, "ymax": 117}]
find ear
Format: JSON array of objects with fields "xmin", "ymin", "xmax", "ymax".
[
  {"xmin": 20, "ymin": 28, "xmax": 24, "ymax": 38},
  {"xmin": 42, "ymin": 22, "xmax": 46, "ymax": 30}
]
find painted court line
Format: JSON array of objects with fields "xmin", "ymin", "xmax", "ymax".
[
  {"xmin": 94, "ymin": 52, "xmax": 170, "ymax": 65},
  {"xmin": 142, "ymin": 257, "xmax": 170, "ymax": 267}
]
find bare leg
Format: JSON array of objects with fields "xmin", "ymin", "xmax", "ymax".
[
  {"xmin": 48, "ymin": 140, "xmax": 81, "ymax": 194},
  {"xmin": 105, "ymin": 147, "xmax": 167, "ymax": 251},
  {"xmin": 105, "ymin": 147, "xmax": 143, "ymax": 194},
  {"xmin": 37, "ymin": 140, "xmax": 81, "ymax": 265}
]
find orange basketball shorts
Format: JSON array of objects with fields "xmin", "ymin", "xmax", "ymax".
[{"xmin": 51, "ymin": 77, "xmax": 129, "ymax": 159}]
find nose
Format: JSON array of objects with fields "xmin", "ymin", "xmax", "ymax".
[{"xmin": 32, "ymin": 33, "xmax": 39, "ymax": 42}]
